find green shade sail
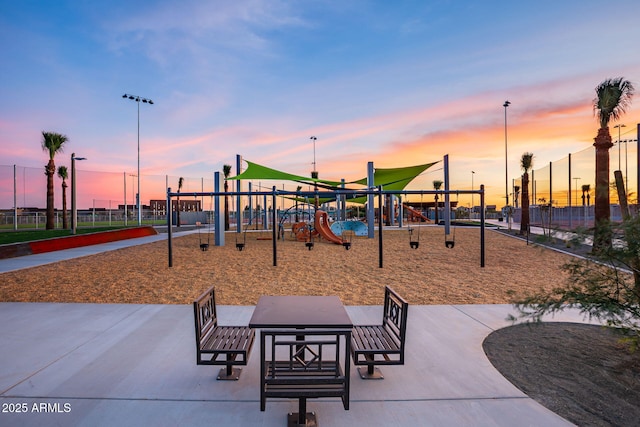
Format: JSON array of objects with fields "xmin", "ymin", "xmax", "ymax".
[{"xmin": 228, "ymin": 159, "xmax": 440, "ymax": 203}]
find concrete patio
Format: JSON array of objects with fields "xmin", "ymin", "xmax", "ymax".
[{"xmin": 0, "ymin": 301, "xmax": 595, "ymax": 426}]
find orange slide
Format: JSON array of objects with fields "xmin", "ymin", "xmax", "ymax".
[
  {"xmin": 314, "ymin": 210, "xmax": 343, "ymax": 245},
  {"xmin": 403, "ymin": 204, "xmax": 432, "ymax": 223}
]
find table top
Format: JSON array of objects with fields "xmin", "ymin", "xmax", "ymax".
[{"xmin": 249, "ymin": 295, "xmax": 353, "ymax": 329}]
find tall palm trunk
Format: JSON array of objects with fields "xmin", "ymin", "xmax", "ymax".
[
  {"xmin": 520, "ymin": 172, "xmax": 530, "ymax": 234},
  {"xmin": 593, "ymin": 127, "xmax": 613, "ymax": 249},
  {"xmin": 45, "ymin": 159, "xmax": 56, "ymax": 229}
]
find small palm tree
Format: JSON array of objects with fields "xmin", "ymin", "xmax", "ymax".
[
  {"xmin": 519, "ymin": 153, "xmax": 533, "ymax": 235},
  {"xmin": 176, "ymin": 177, "xmax": 184, "ymax": 227},
  {"xmin": 592, "ymin": 77, "xmax": 634, "ymax": 251},
  {"xmin": 57, "ymin": 166, "xmax": 69, "ymax": 229},
  {"xmin": 581, "ymin": 184, "xmax": 590, "ymax": 206},
  {"xmin": 41, "ymin": 132, "xmax": 68, "ymax": 229},
  {"xmin": 433, "ymin": 180, "xmax": 443, "ymax": 224},
  {"xmin": 223, "ymin": 164, "xmax": 232, "ymax": 231}
]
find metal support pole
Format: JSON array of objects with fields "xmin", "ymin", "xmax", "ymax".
[
  {"xmin": 13, "ymin": 165, "xmax": 17, "ymax": 230},
  {"xmin": 444, "ymin": 154, "xmax": 451, "ymax": 236},
  {"xmin": 167, "ymin": 187, "xmax": 173, "ymax": 267},
  {"xmin": 214, "ymin": 172, "xmax": 224, "ymax": 246},
  {"xmin": 367, "ymin": 161, "xmax": 375, "ymax": 238},
  {"xmin": 272, "ymin": 186, "xmax": 277, "ymax": 267},
  {"xmin": 236, "ymin": 155, "xmax": 243, "ymax": 234},
  {"xmin": 378, "ymin": 186, "xmax": 383, "ymax": 268},
  {"xmin": 480, "ymin": 185, "xmax": 485, "ymax": 268}
]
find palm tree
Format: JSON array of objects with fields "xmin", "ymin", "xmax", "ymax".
[
  {"xmin": 57, "ymin": 166, "xmax": 69, "ymax": 229},
  {"xmin": 433, "ymin": 180, "xmax": 443, "ymax": 224},
  {"xmin": 223, "ymin": 164, "xmax": 232, "ymax": 231},
  {"xmin": 519, "ymin": 153, "xmax": 533, "ymax": 235},
  {"xmin": 581, "ymin": 184, "xmax": 590, "ymax": 206},
  {"xmin": 41, "ymin": 132, "xmax": 68, "ymax": 229},
  {"xmin": 176, "ymin": 177, "xmax": 184, "ymax": 227},
  {"xmin": 592, "ymin": 77, "xmax": 634, "ymax": 251}
]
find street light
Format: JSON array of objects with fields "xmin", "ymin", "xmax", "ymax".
[
  {"xmin": 122, "ymin": 93, "xmax": 154, "ymax": 226},
  {"xmin": 71, "ymin": 153, "xmax": 87, "ymax": 235},
  {"xmin": 503, "ymin": 100, "xmax": 511, "ymax": 228},
  {"xmin": 614, "ymin": 124, "xmax": 626, "ymax": 171}
]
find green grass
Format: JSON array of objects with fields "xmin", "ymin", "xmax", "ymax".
[{"xmin": 0, "ymin": 226, "xmax": 130, "ymax": 245}]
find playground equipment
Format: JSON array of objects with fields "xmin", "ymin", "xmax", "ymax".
[
  {"xmin": 330, "ymin": 220, "xmax": 368, "ymax": 237},
  {"xmin": 403, "ymin": 203, "xmax": 431, "ymax": 223},
  {"xmin": 314, "ymin": 210, "xmax": 344, "ymax": 245},
  {"xmin": 166, "ymin": 157, "xmax": 487, "ymax": 269},
  {"xmin": 196, "ymin": 221, "xmax": 211, "ymax": 251}
]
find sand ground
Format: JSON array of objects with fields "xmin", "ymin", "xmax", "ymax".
[{"xmin": 0, "ymin": 227, "xmax": 573, "ymax": 305}]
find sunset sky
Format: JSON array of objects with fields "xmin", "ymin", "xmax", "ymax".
[{"xmin": 1, "ymin": 0, "xmax": 640, "ymax": 209}]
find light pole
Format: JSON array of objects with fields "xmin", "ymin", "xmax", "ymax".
[
  {"xmin": 503, "ymin": 100, "xmax": 511, "ymax": 228},
  {"xmin": 614, "ymin": 124, "xmax": 625, "ymax": 171},
  {"xmin": 71, "ymin": 153, "xmax": 87, "ymax": 235},
  {"xmin": 122, "ymin": 93, "xmax": 154, "ymax": 226},
  {"xmin": 310, "ymin": 136, "xmax": 318, "ymax": 207}
]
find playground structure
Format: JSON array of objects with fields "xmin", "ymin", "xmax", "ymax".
[{"xmin": 165, "ymin": 155, "xmax": 487, "ymax": 268}]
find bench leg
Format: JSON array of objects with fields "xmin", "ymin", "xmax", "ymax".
[
  {"xmin": 216, "ymin": 355, "xmax": 242, "ymax": 381},
  {"xmin": 357, "ymin": 356, "xmax": 384, "ymax": 380},
  {"xmin": 288, "ymin": 398, "xmax": 317, "ymax": 427}
]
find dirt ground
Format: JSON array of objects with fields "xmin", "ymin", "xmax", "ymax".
[
  {"xmin": 1, "ymin": 226, "xmax": 638, "ymax": 425},
  {"xmin": 483, "ymin": 322, "xmax": 640, "ymax": 427}
]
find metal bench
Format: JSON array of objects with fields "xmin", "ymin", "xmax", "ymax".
[
  {"xmin": 260, "ymin": 329, "xmax": 351, "ymax": 426},
  {"xmin": 193, "ymin": 286, "xmax": 255, "ymax": 380},
  {"xmin": 351, "ymin": 286, "xmax": 409, "ymax": 379}
]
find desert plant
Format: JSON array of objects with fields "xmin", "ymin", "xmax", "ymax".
[{"xmin": 511, "ymin": 215, "xmax": 640, "ymax": 351}]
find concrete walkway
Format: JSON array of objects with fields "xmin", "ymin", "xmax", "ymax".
[
  {"xmin": 0, "ymin": 302, "xmax": 595, "ymax": 427},
  {"xmin": 0, "ymin": 226, "xmax": 596, "ymax": 426}
]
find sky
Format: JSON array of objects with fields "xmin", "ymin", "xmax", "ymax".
[{"xmin": 2, "ymin": 0, "xmax": 640, "ymax": 209}]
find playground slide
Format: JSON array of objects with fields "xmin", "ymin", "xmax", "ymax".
[
  {"xmin": 314, "ymin": 210, "xmax": 343, "ymax": 245},
  {"xmin": 403, "ymin": 204, "xmax": 432, "ymax": 223}
]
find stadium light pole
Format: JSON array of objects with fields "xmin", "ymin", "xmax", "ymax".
[
  {"xmin": 71, "ymin": 153, "xmax": 87, "ymax": 235},
  {"xmin": 122, "ymin": 93, "xmax": 154, "ymax": 226}
]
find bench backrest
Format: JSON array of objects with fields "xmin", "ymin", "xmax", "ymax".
[
  {"xmin": 381, "ymin": 286, "xmax": 409, "ymax": 353},
  {"xmin": 193, "ymin": 286, "xmax": 218, "ymax": 346},
  {"xmin": 261, "ymin": 329, "xmax": 351, "ymax": 396}
]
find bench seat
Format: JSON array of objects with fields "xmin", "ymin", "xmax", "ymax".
[
  {"xmin": 194, "ymin": 286, "xmax": 255, "ymax": 380},
  {"xmin": 351, "ymin": 286, "xmax": 408, "ymax": 379}
]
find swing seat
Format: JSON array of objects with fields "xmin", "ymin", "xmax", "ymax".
[
  {"xmin": 445, "ymin": 240, "xmax": 455, "ymax": 249},
  {"xmin": 305, "ymin": 242, "xmax": 314, "ymax": 250},
  {"xmin": 200, "ymin": 243, "xmax": 209, "ymax": 251},
  {"xmin": 236, "ymin": 243, "xmax": 245, "ymax": 251},
  {"xmin": 343, "ymin": 242, "xmax": 352, "ymax": 250},
  {"xmin": 409, "ymin": 241, "xmax": 419, "ymax": 249}
]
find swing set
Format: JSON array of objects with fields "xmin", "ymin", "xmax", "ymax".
[{"xmin": 406, "ymin": 192, "xmax": 457, "ymax": 250}]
